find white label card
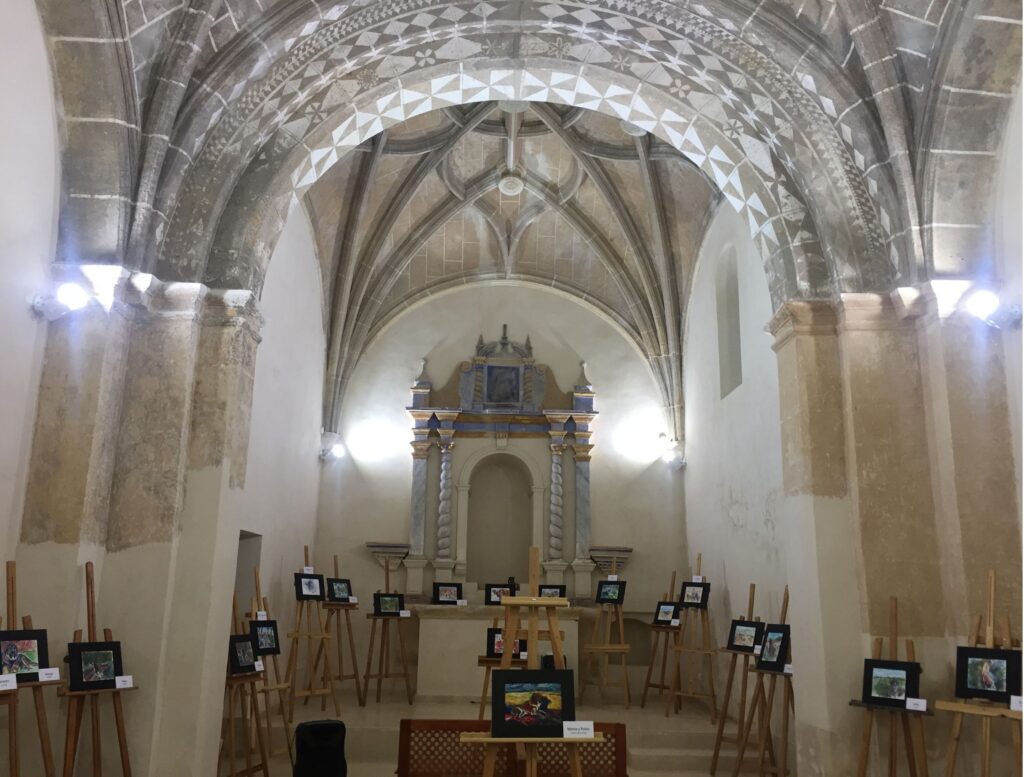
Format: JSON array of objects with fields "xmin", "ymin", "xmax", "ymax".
[
  {"xmin": 302, "ymin": 566, "xmax": 314, "ymax": 574},
  {"xmin": 456, "ymin": 599, "xmax": 468, "ymax": 606},
  {"xmin": 692, "ymin": 575, "xmax": 704, "ymax": 583},
  {"xmin": 256, "ymin": 611, "xmax": 268, "ymax": 621},
  {"xmin": 0, "ymin": 675, "xmax": 16, "ymax": 691},
  {"xmin": 348, "ymin": 596, "xmax": 358, "ymax": 604},
  {"xmin": 399, "ymin": 610, "xmax": 412, "ymax": 618},
  {"xmin": 115, "ymin": 675, "xmax": 133, "ymax": 689},
  {"xmin": 563, "ymin": 721, "xmax": 595, "ymax": 739},
  {"xmin": 39, "ymin": 668, "xmax": 60, "ymax": 682},
  {"xmin": 783, "ymin": 664, "xmax": 793, "ymax": 675},
  {"xmin": 520, "ymin": 653, "xmax": 528, "ymax": 660},
  {"xmin": 670, "ymin": 619, "xmax": 680, "ymax": 627},
  {"xmin": 753, "ymin": 645, "xmax": 762, "ymax": 655},
  {"xmin": 254, "ymin": 660, "xmax": 265, "ymax": 672},
  {"xmin": 607, "ymin": 575, "xmax": 618, "ymax": 581},
  {"xmin": 905, "ymin": 698, "xmax": 927, "ymax": 712},
  {"xmin": 1011, "ymin": 696, "xmax": 1023, "ymax": 712}
]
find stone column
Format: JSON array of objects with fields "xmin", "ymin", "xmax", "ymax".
[
  {"xmin": 548, "ymin": 444, "xmax": 566, "ymax": 558},
  {"xmin": 434, "ymin": 436, "xmax": 455, "ymax": 578},
  {"xmin": 570, "ymin": 435, "xmax": 596, "ymax": 595}
]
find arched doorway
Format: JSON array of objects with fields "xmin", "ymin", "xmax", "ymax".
[{"xmin": 466, "ymin": 453, "xmax": 533, "ymax": 585}]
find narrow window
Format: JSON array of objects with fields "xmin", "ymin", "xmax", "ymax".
[{"xmin": 716, "ymin": 246, "xmax": 742, "ymax": 397}]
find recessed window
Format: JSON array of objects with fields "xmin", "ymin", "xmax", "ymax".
[{"xmin": 716, "ymin": 246, "xmax": 742, "ymax": 397}]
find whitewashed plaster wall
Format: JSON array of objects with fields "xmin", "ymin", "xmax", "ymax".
[
  {"xmin": 682, "ymin": 203, "xmax": 789, "ymax": 635},
  {"xmin": 317, "ymin": 283, "xmax": 687, "ymax": 648},
  {"xmin": 996, "ymin": 89, "xmax": 1022, "ymax": 509},
  {"xmin": 232, "ymin": 206, "xmax": 325, "ymax": 618},
  {"xmin": 0, "ymin": 0, "xmax": 58, "ymax": 561}
]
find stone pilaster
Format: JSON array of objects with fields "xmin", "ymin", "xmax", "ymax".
[
  {"xmin": 407, "ymin": 440, "xmax": 432, "ymax": 558},
  {"xmin": 571, "ymin": 437, "xmax": 593, "ymax": 561}
]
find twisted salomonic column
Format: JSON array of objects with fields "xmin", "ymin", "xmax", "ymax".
[
  {"xmin": 548, "ymin": 443, "xmax": 565, "ymax": 558},
  {"xmin": 436, "ymin": 439, "xmax": 454, "ymax": 558}
]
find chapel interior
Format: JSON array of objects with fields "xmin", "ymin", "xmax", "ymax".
[{"xmin": 1, "ymin": 0, "xmax": 1022, "ymax": 775}]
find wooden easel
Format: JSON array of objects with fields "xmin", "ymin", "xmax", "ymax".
[
  {"xmin": 710, "ymin": 583, "xmax": 758, "ymax": 774},
  {"xmin": 314, "ymin": 555, "xmax": 364, "ymax": 706},
  {"xmin": 579, "ymin": 559, "xmax": 630, "ymax": 708},
  {"xmin": 665, "ymin": 553, "xmax": 717, "ymax": 722},
  {"xmin": 283, "ymin": 547, "xmax": 340, "ymax": 720},
  {"xmin": 849, "ymin": 597, "xmax": 930, "ymax": 777},
  {"xmin": 219, "ymin": 595, "xmax": 270, "ymax": 777},
  {"xmin": 362, "ymin": 553, "xmax": 414, "ymax": 705},
  {"xmin": 59, "ymin": 561, "xmax": 135, "ymax": 777},
  {"xmin": 936, "ymin": 570, "xmax": 1022, "ymax": 777},
  {"xmin": 1, "ymin": 561, "xmax": 62, "ymax": 777},
  {"xmin": 641, "ymin": 570, "xmax": 677, "ymax": 707},
  {"xmin": 461, "ymin": 546, "xmax": 601, "ymax": 777},
  {"xmin": 731, "ymin": 586, "xmax": 792, "ymax": 777},
  {"xmin": 247, "ymin": 568, "xmax": 293, "ymax": 766},
  {"xmin": 476, "ymin": 616, "xmax": 529, "ymax": 720}
]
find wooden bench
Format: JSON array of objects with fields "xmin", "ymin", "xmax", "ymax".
[{"xmin": 396, "ymin": 719, "xmax": 628, "ymax": 777}]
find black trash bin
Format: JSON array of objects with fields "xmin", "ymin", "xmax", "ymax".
[{"xmin": 293, "ymin": 720, "xmax": 347, "ymax": 777}]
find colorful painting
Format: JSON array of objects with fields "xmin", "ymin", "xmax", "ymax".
[
  {"xmin": 82, "ymin": 650, "xmax": 116, "ymax": 682},
  {"xmin": 491, "ymin": 669, "xmax": 575, "ymax": 737},
  {"xmin": 733, "ymin": 625, "xmax": 757, "ymax": 648},
  {"xmin": 503, "ymin": 682, "xmax": 564, "ymax": 727},
  {"xmin": 1, "ymin": 639, "xmax": 39, "ymax": 675},
  {"xmin": 871, "ymin": 667, "xmax": 907, "ymax": 700},
  {"xmin": 968, "ymin": 657, "xmax": 1007, "ymax": 692},
  {"xmin": 762, "ymin": 632, "xmax": 784, "ymax": 663}
]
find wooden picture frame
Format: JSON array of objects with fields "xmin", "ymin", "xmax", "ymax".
[
  {"xmin": 373, "ymin": 592, "xmax": 405, "ymax": 617},
  {"xmin": 679, "ymin": 581, "xmax": 711, "ymax": 609},
  {"xmin": 432, "ymin": 582, "xmax": 463, "ymax": 605},
  {"xmin": 726, "ymin": 619, "xmax": 765, "ymax": 653},
  {"xmin": 755, "ymin": 624, "xmax": 790, "ymax": 673},
  {"xmin": 491, "ymin": 669, "xmax": 575, "ymax": 738},
  {"xmin": 0, "ymin": 628, "xmax": 49, "ymax": 684},
  {"xmin": 325, "ymin": 577, "xmax": 353, "ymax": 603},
  {"xmin": 249, "ymin": 620, "xmax": 281, "ymax": 657},
  {"xmin": 595, "ymin": 580, "xmax": 626, "ymax": 605},
  {"xmin": 539, "ymin": 585, "xmax": 567, "ymax": 599},
  {"xmin": 652, "ymin": 601, "xmax": 680, "ymax": 626},
  {"xmin": 228, "ymin": 634, "xmax": 258, "ymax": 675},
  {"xmin": 861, "ymin": 659, "xmax": 921, "ymax": 709},
  {"xmin": 485, "ymin": 583, "xmax": 518, "ymax": 606},
  {"xmin": 955, "ymin": 646, "xmax": 1021, "ymax": 703},
  {"xmin": 294, "ymin": 572, "xmax": 326, "ymax": 601},
  {"xmin": 68, "ymin": 640, "xmax": 124, "ymax": 691}
]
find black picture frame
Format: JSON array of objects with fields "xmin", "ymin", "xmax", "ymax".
[
  {"xmin": 538, "ymin": 585, "xmax": 566, "ymax": 599},
  {"xmin": 0, "ymin": 629, "xmax": 49, "ymax": 684},
  {"xmin": 485, "ymin": 583, "xmax": 519, "ymax": 606},
  {"xmin": 228, "ymin": 635, "xmax": 258, "ymax": 675},
  {"xmin": 294, "ymin": 572, "xmax": 325, "ymax": 601},
  {"xmin": 955, "ymin": 646, "xmax": 1021, "ymax": 703},
  {"xmin": 595, "ymin": 580, "xmax": 626, "ymax": 605},
  {"xmin": 486, "ymin": 627, "xmax": 524, "ymax": 659},
  {"xmin": 485, "ymin": 365, "xmax": 522, "ymax": 405},
  {"xmin": 68, "ymin": 641, "xmax": 123, "ymax": 692},
  {"xmin": 491, "ymin": 669, "xmax": 575, "ymax": 738},
  {"xmin": 756, "ymin": 624, "xmax": 790, "ymax": 673},
  {"xmin": 679, "ymin": 581, "xmax": 711, "ymax": 609},
  {"xmin": 861, "ymin": 659, "xmax": 921, "ymax": 709},
  {"xmin": 249, "ymin": 620, "xmax": 281, "ymax": 657},
  {"xmin": 726, "ymin": 620, "xmax": 765, "ymax": 653},
  {"xmin": 373, "ymin": 592, "xmax": 405, "ymax": 616},
  {"xmin": 325, "ymin": 577, "xmax": 353, "ymax": 603},
  {"xmin": 432, "ymin": 582, "xmax": 463, "ymax": 605},
  {"xmin": 652, "ymin": 601, "xmax": 680, "ymax": 626}
]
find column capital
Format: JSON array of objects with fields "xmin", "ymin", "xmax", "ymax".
[
  {"xmin": 572, "ymin": 444, "xmax": 594, "ymax": 462},
  {"xmin": 410, "ymin": 440, "xmax": 433, "ymax": 459},
  {"xmin": 766, "ymin": 299, "xmax": 838, "ymax": 351}
]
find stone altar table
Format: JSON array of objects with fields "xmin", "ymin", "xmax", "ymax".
[{"xmin": 414, "ymin": 604, "xmax": 583, "ymax": 699}]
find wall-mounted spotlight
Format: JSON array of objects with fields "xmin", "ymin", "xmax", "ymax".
[
  {"xmin": 659, "ymin": 433, "xmax": 687, "ymax": 470},
  {"xmin": 319, "ymin": 431, "xmax": 346, "ymax": 461},
  {"xmin": 32, "ymin": 282, "xmax": 91, "ymax": 321},
  {"xmin": 31, "ymin": 265, "xmax": 130, "ymax": 321},
  {"xmin": 961, "ymin": 286, "xmax": 1022, "ymax": 329}
]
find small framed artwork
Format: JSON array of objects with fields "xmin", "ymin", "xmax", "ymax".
[
  {"xmin": 0, "ymin": 629, "xmax": 49, "ymax": 684},
  {"xmin": 755, "ymin": 624, "xmax": 790, "ymax": 673},
  {"xmin": 955, "ymin": 646, "xmax": 1022, "ymax": 703},
  {"xmin": 595, "ymin": 580, "xmax": 626, "ymax": 605},
  {"xmin": 486, "ymin": 627, "xmax": 524, "ymax": 659},
  {"xmin": 229, "ymin": 635, "xmax": 258, "ymax": 675},
  {"xmin": 294, "ymin": 573, "xmax": 325, "ymax": 601},
  {"xmin": 325, "ymin": 578, "xmax": 353, "ymax": 603},
  {"xmin": 485, "ymin": 583, "xmax": 519, "ymax": 606},
  {"xmin": 861, "ymin": 659, "xmax": 921, "ymax": 709},
  {"xmin": 432, "ymin": 582, "xmax": 463, "ymax": 605},
  {"xmin": 679, "ymin": 581, "xmax": 711, "ymax": 609},
  {"xmin": 652, "ymin": 601, "xmax": 680, "ymax": 626},
  {"xmin": 727, "ymin": 620, "xmax": 765, "ymax": 653},
  {"xmin": 68, "ymin": 641, "xmax": 123, "ymax": 692},
  {"xmin": 491, "ymin": 669, "xmax": 575, "ymax": 738},
  {"xmin": 373, "ymin": 593, "xmax": 405, "ymax": 616},
  {"xmin": 539, "ymin": 585, "xmax": 566, "ymax": 599},
  {"xmin": 249, "ymin": 620, "xmax": 281, "ymax": 657}
]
